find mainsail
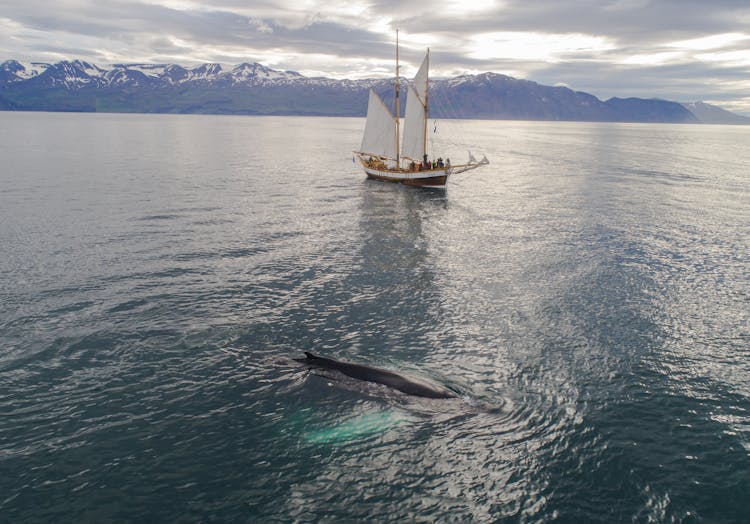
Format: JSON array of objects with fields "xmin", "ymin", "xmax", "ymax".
[
  {"xmin": 401, "ymin": 85, "xmax": 425, "ymax": 162},
  {"xmin": 360, "ymin": 89, "xmax": 397, "ymax": 160},
  {"xmin": 412, "ymin": 53, "xmax": 429, "ymax": 104},
  {"xmin": 401, "ymin": 53, "xmax": 429, "ymax": 162}
]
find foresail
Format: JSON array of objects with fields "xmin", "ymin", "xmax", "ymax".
[
  {"xmin": 360, "ymin": 89, "xmax": 397, "ymax": 160},
  {"xmin": 401, "ymin": 84, "xmax": 426, "ymax": 162}
]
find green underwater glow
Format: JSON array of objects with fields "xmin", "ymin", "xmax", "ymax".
[{"xmin": 304, "ymin": 410, "xmax": 404, "ymax": 444}]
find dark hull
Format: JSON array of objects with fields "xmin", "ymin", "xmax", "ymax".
[{"xmin": 366, "ymin": 172, "xmax": 448, "ymax": 188}]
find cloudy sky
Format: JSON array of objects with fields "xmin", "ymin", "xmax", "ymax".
[{"xmin": 2, "ymin": 0, "xmax": 749, "ymax": 114}]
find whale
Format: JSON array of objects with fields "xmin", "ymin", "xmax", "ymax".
[{"xmin": 294, "ymin": 352, "xmax": 457, "ymax": 399}]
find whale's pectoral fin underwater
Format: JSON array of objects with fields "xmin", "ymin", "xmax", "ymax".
[
  {"xmin": 294, "ymin": 352, "xmax": 457, "ymax": 399},
  {"xmin": 304, "ymin": 410, "xmax": 408, "ymax": 444}
]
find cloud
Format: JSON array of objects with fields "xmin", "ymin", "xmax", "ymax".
[
  {"xmin": 466, "ymin": 32, "xmax": 616, "ymax": 62},
  {"xmin": 0, "ymin": 0, "xmax": 749, "ymax": 113}
]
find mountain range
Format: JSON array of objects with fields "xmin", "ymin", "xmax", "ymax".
[{"xmin": 1, "ymin": 59, "xmax": 748, "ymax": 124}]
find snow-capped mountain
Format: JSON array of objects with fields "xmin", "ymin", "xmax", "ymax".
[
  {"xmin": 0, "ymin": 59, "xmax": 308, "ymax": 89},
  {"xmin": 0, "ymin": 60, "xmax": 52, "ymax": 83},
  {"xmin": 1, "ymin": 58, "xmax": 746, "ymax": 124}
]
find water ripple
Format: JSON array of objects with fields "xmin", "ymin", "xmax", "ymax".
[{"xmin": 1, "ymin": 115, "xmax": 749, "ymax": 522}]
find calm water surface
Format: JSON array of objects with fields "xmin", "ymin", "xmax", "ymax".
[{"xmin": 1, "ymin": 112, "xmax": 748, "ymax": 522}]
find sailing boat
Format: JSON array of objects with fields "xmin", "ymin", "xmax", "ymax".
[{"xmin": 355, "ymin": 34, "xmax": 489, "ymax": 189}]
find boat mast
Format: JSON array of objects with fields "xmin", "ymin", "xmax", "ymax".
[
  {"xmin": 395, "ymin": 29, "xmax": 400, "ymax": 166},
  {"xmin": 423, "ymin": 48, "xmax": 429, "ymax": 162}
]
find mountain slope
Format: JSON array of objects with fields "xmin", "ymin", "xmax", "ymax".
[
  {"xmin": 682, "ymin": 101, "xmax": 750, "ymax": 124},
  {"xmin": 0, "ymin": 59, "xmax": 744, "ymax": 124}
]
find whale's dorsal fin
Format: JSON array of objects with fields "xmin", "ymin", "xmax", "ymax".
[{"xmin": 304, "ymin": 352, "xmax": 320, "ymax": 360}]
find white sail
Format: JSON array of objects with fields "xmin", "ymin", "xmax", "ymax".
[
  {"xmin": 401, "ymin": 84, "xmax": 426, "ymax": 161},
  {"xmin": 355, "ymin": 39, "xmax": 487, "ymax": 188},
  {"xmin": 360, "ymin": 89, "xmax": 397, "ymax": 160},
  {"xmin": 401, "ymin": 52, "xmax": 429, "ymax": 162},
  {"xmin": 413, "ymin": 53, "xmax": 429, "ymax": 104}
]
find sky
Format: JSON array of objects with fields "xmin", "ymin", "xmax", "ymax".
[{"xmin": 1, "ymin": 0, "xmax": 749, "ymax": 114}]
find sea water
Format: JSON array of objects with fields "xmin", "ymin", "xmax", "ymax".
[{"xmin": 1, "ymin": 112, "xmax": 748, "ymax": 522}]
